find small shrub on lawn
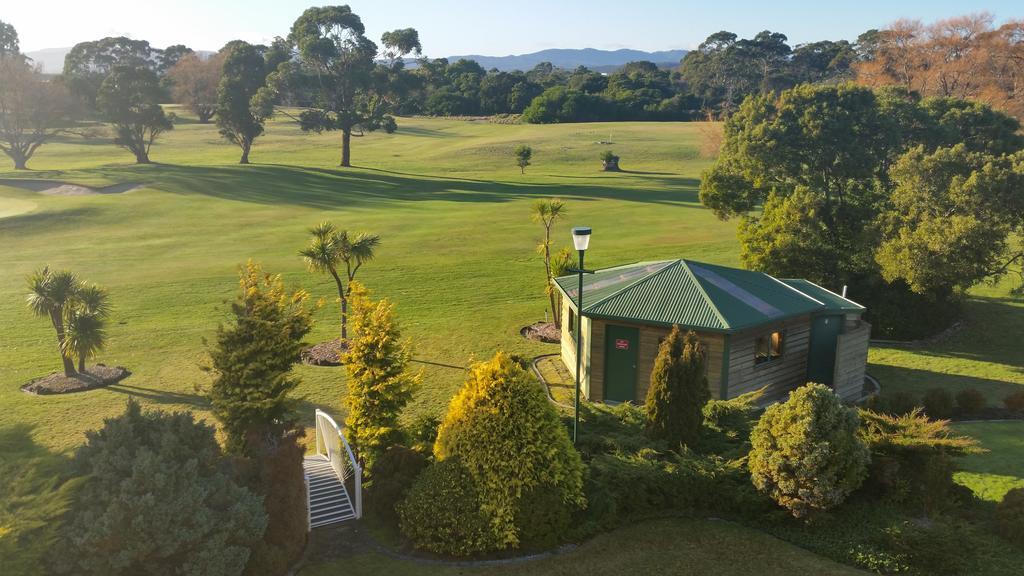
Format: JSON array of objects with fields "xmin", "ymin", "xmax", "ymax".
[
  {"xmin": 866, "ymin": 391, "xmax": 920, "ymax": 416},
  {"xmin": 55, "ymin": 400, "xmax": 266, "ymax": 576},
  {"xmin": 514, "ymin": 482, "xmax": 573, "ymax": 549},
  {"xmin": 858, "ymin": 408, "xmax": 980, "ymax": 513},
  {"xmin": 922, "ymin": 388, "xmax": 954, "ymax": 420},
  {"xmin": 397, "ymin": 458, "xmax": 496, "ymax": 556},
  {"xmin": 432, "ymin": 352, "xmax": 585, "ymax": 552},
  {"xmin": 955, "ymin": 388, "xmax": 987, "ymax": 416},
  {"xmin": 748, "ymin": 383, "xmax": 870, "ymax": 518},
  {"xmin": 1004, "ymin": 390, "xmax": 1024, "ymax": 413},
  {"xmin": 996, "ymin": 487, "xmax": 1024, "ymax": 548},
  {"xmin": 367, "ymin": 445, "xmax": 428, "ymax": 523}
]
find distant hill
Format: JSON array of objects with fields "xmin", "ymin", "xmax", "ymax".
[
  {"xmin": 25, "ymin": 46, "xmax": 687, "ymax": 75},
  {"xmin": 24, "ymin": 47, "xmax": 71, "ymax": 74},
  {"xmin": 444, "ymin": 48, "xmax": 688, "ymax": 72}
]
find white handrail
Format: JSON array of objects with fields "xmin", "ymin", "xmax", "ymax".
[{"xmin": 314, "ymin": 409, "xmax": 363, "ymax": 519}]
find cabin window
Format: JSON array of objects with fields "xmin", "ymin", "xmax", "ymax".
[
  {"xmin": 755, "ymin": 330, "xmax": 784, "ymax": 365},
  {"xmin": 567, "ymin": 307, "xmax": 577, "ymax": 343}
]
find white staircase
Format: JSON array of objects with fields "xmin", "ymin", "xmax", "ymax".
[
  {"xmin": 305, "ymin": 409, "xmax": 362, "ymax": 530},
  {"xmin": 304, "ymin": 455, "xmax": 357, "ymax": 528}
]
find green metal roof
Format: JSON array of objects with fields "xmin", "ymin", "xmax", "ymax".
[
  {"xmin": 554, "ymin": 260, "xmax": 863, "ymax": 333},
  {"xmin": 779, "ymin": 279, "xmax": 865, "ymax": 312}
]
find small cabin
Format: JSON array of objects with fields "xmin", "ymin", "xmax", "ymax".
[{"xmin": 553, "ymin": 260, "xmax": 870, "ymax": 405}]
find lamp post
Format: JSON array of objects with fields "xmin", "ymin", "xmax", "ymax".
[{"xmin": 571, "ymin": 226, "xmax": 591, "ymax": 444}]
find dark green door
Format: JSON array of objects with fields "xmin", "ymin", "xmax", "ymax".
[
  {"xmin": 604, "ymin": 325, "xmax": 638, "ymax": 402},
  {"xmin": 808, "ymin": 315, "xmax": 842, "ymax": 386}
]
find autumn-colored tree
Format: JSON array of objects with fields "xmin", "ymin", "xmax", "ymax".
[
  {"xmin": 855, "ymin": 14, "xmax": 1024, "ymax": 120},
  {"xmin": 167, "ymin": 52, "xmax": 223, "ymax": 123}
]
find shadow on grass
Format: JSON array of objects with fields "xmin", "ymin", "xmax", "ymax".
[
  {"xmin": 0, "ymin": 425, "xmax": 77, "ymax": 576},
  {"xmin": 105, "ymin": 383, "xmax": 210, "ymax": 409},
  {"xmin": 27, "ymin": 163, "xmax": 702, "ymax": 210}
]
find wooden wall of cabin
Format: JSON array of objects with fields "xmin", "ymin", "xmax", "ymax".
[
  {"xmin": 833, "ymin": 317, "xmax": 871, "ymax": 402},
  {"xmin": 726, "ymin": 315, "xmax": 812, "ymax": 402},
  {"xmin": 582, "ymin": 318, "xmax": 725, "ymax": 403}
]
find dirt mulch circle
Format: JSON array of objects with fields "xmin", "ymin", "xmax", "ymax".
[
  {"xmin": 21, "ymin": 364, "xmax": 131, "ymax": 395},
  {"xmin": 520, "ymin": 321, "xmax": 560, "ymax": 344},
  {"xmin": 301, "ymin": 339, "xmax": 349, "ymax": 366}
]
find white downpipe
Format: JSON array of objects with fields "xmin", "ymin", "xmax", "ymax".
[{"xmin": 314, "ymin": 409, "xmax": 363, "ymax": 519}]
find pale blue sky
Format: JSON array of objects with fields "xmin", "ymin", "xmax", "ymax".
[{"xmin": 7, "ymin": 0, "xmax": 1021, "ymax": 55}]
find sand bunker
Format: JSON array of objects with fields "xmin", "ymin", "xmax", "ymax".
[{"xmin": 0, "ymin": 179, "xmax": 145, "ymax": 196}]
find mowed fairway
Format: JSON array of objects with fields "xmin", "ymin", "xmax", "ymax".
[{"xmin": 0, "ymin": 110, "xmax": 736, "ymax": 452}]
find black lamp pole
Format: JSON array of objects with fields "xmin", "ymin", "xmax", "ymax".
[{"xmin": 570, "ymin": 227, "xmax": 591, "ymax": 444}]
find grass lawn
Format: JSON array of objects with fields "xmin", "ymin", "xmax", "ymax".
[
  {"xmin": 1, "ymin": 109, "xmax": 1022, "ymax": 574},
  {"xmin": 954, "ymin": 420, "xmax": 1024, "ymax": 502},
  {"xmin": 298, "ymin": 517, "xmax": 866, "ymax": 576}
]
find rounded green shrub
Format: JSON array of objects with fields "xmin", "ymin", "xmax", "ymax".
[
  {"xmin": 922, "ymin": 388, "xmax": 954, "ymax": 419},
  {"xmin": 433, "ymin": 351, "xmax": 586, "ymax": 551},
  {"xmin": 55, "ymin": 400, "xmax": 266, "ymax": 576},
  {"xmin": 954, "ymin": 388, "xmax": 986, "ymax": 416},
  {"xmin": 996, "ymin": 487, "xmax": 1024, "ymax": 548},
  {"xmin": 1004, "ymin": 390, "xmax": 1024, "ymax": 413},
  {"xmin": 396, "ymin": 458, "xmax": 497, "ymax": 556},
  {"xmin": 748, "ymin": 383, "xmax": 870, "ymax": 518}
]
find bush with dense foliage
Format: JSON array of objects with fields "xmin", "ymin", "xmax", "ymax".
[
  {"xmin": 748, "ymin": 383, "xmax": 870, "ymax": 518},
  {"xmin": 368, "ymin": 445, "xmax": 428, "ymax": 523},
  {"xmin": 343, "ymin": 282, "xmax": 420, "ymax": 472},
  {"xmin": 396, "ymin": 458, "xmax": 496, "ymax": 556},
  {"xmin": 207, "ymin": 261, "xmax": 314, "ymax": 456},
  {"xmin": 882, "ymin": 516, "xmax": 977, "ymax": 576},
  {"xmin": 954, "ymin": 388, "xmax": 987, "ymax": 416},
  {"xmin": 865, "ymin": 391, "xmax": 920, "ymax": 416},
  {"xmin": 1004, "ymin": 390, "xmax": 1024, "ymax": 413},
  {"xmin": 922, "ymin": 388, "xmax": 954, "ymax": 419},
  {"xmin": 858, "ymin": 408, "xmax": 980, "ymax": 513},
  {"xmin": 56, "ymin": 400, "xmax": 266, "ymax": 576},
  {"xmin": 431, "ymin": 351, "xmax": 586, "ymax": 551},
  {"xmin": 997, "ymin": 487, "xmax": 1024, "ymax": 548},
  {"xmin": 239, "ymin": 433, "xmax": 307, "ymax": 576},
  {"xmin": 645, "ymin": 327, "xmax": 710, "ymax": 448}
]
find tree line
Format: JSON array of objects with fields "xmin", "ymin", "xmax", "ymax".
[{"xmin": 3, "ymin": 11, "xmax": 1023, "ymax": 170}]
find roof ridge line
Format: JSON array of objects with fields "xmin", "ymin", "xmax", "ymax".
[
  {"xmin": 680, "ymin": 261, "xmax": 731, "ymax": 330},
  {"xmin": 583, "ymin": 259, "xmax": 678, "ymax": 312},
  {"xmin": 794, "ymin": 278, "xmax": 865, "ymax": 309},
  {"xmin": 765, "ymin": 273, "xmax": 826, "ymax": 307}
]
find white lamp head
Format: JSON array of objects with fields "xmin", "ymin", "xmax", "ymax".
[{"xmin": 572, "ymin": 226, "xmax": 592, "ymax": 251}]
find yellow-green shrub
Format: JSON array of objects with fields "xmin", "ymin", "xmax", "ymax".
[
  {"xmin": 748, "ymin": 383, "xmax": 869, "ymax": 518},
  {"xmin": 432, "ymin": 351, "xmax": 585, "ymax": 551}
]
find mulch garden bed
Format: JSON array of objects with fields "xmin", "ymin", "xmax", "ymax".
[
  {"xmin": 301, "ymin": 339, "xmax": 349, "ymax": 366},
  {"xmin": 520, "ymin": 321, "xmax": 560, "ymax": 344},
  {"xmin": 20, "ymin": 364, "xmax": 131, "ymax": 395}
]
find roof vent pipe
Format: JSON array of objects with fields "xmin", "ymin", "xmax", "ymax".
[{"xmin": 841, "ymin": 285, "xmax": 848, "ymax": 298}]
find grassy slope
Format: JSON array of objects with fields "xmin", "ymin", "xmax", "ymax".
[
  {"xmin": 299, "ymin": 518, "xmax": 866, "ymax": 576},
  {"xmin": 1, "ymin": 110, "xmax": 1021, "ymax": 574}
]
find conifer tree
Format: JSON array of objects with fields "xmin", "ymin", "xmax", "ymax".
[
  {"xmin": 644, "ymin": 326, "xmax": 710, "ymax": 447},
  {"xmin": 207, "ymin": 261, "xmax": 314, "ymax": 455},
  {"xmin": 342, "ymin": 282, "xmax": 419, "ymax": 471}
]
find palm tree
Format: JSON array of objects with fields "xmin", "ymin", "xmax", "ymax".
[
  {"xmin": 26, "ymin": 267, "xmax": 80, "ymax": 376},
  {"xmin": 300, "ymin": 222, "xmax": 381, "ymax": 340},
  {"xmin": 63, "ymin": 284, "xmax": 111, "ymax": 372},
  {"xmin": 531, "ymin": 199, "xmax": 567, "ymax": 328}
]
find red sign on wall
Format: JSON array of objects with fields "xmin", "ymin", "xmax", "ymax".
[{"xmin": 615, "ymin": 339, "xmax": 630, "ymax": 350}]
